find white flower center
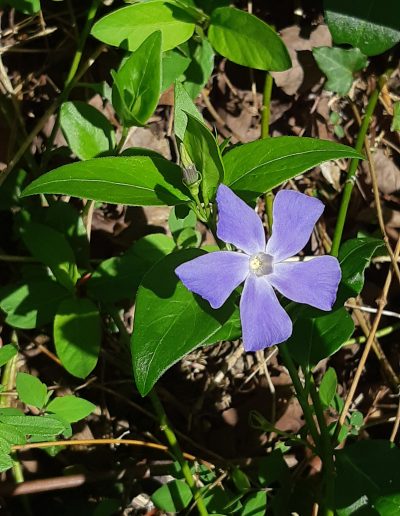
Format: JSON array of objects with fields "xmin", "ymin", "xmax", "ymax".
[{"xmin": 249, "ymin": 252, "xmax": 274, "ymax": 277}]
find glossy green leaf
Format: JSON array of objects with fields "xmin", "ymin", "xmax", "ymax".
[
  {"xmin": 46, "ymin": 395, "xmax": 95, "ymax": 423},
  {"xmin": 54, "ymin": 297, "xmax": 101, "ymax": 379},
  {"xmin": 204, "ymin": 304, "xmax": 241, "ymax": 344},
  {"xmin": 21, "ymin": 156, "xmax": 190, "ymax": 206},
  {"xmin": 21, "ymin": 222, "xmax": 80, "ymax": 291},
  {"xmin": 0, "ymin": 279, "xmax": 69, "ymax": 330},
  {"xmin": 174, "ymin": 81, "xmax": 203, "ymax": 142},
  {"xmin": 91, "ymin": 1, "xmax": 195, "ymax": 52},
  {"xmin": 169, "ymin": 204, "xmax": 196, "ymax": 238},
  {"xmin": 335, "ymin": 440, "xmax": 400, "ymax": 515},
  {"xmin": 181, "ymin": 38, "xmax": 214, "ymax": 99},
  {"xmin": 151, "ymin": 480, "xmax": 193, "ymax": 512},
  {"xmin": 223, "ymin": 136, "xmax": 363, "ymax": 200},
  {"xmin": 131, "ymin": 250, "xmax": 236, "ymax": 396},
  {"xmin": 162, "ymin": 48, "xmax": 190, "ymax": 92},
  {"xmin": 318, "ymin": 367, "xmax": 337, "ymax": 408},
  {"xmin": 0, "ymin": 345, "xmax": 17, "ymax": 367},
  {"xmin": 337, "ymin": 237, "xmax": 384, "ymax": 304},
  {"xmin": 0, "ymin": 414, "xmax": 65, "ymax": 436},
  {"xmin": 208, "ymin": 7, "xmax": 291, "ymax": 71},
  {"xmin": 183, "ymin": 113, "xmax": 224, "ymax": 202},
  {"xmin": 242, "ymin": 491, "xmax": 267, "ymax": 516},
  {"xmin": 16, "ymin": 372, "xmax": 47, "ymax": 409},
  {"xmin": 112, "ymin": 31, "xmax": 162, "ymax": 127},
  {"xmin": 391, "ymin": 102, "xmax": 400, "ymax": 132},
  {"xmin": 286, "ymin": 306, "xmax": 354, "ymax": 369},
  {"xmin": 60, "ymin": 101, "xmax": 115, "ymax": 160},
  {"xmin": 87, "ymin": 234, "xmax": 175, "ymax": 303},
  {"xmin": 313, "ymin": 47, "xmax": 368, "ymax": 96},
  {"xmin": 324, "ymin": 0, "xmax": 400, "ymax": 56}
]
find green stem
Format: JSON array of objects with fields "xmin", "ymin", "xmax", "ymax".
[
  {"xmin": 149, "ymin": 390, "xmax": 209, "ymax": 516},
  {"xmin": 109, "ymin": 310, "xmax": 209, "ymax": 515},
  {"xmin": 307, "ymin": 372, "xmax": 335, "ymax": 516},
  {"xmin": 330, "ymin": 87, "xmax": 380, "ymax": 256},
  {"xmin": 261, "ymin": 72, "xmax": 273, "ymax": 139},
  {"xmin": 346, "ymin": 322, "xmax": 400, "ymax": 345},
  {"xmin": 261, "ymin": 72, "xmax": 274, "ymax": 232},
  {"xmin": 115, "ymin": 126, "xmax": 130, "ymax": 155},
  {"xmin": 278, "ymin": 343, "xmax": 321, "ymax": 449}
]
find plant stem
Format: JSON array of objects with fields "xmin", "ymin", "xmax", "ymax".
[
  {"xmin": 307, "ymin": 372, "xmax": 335, "ymax": 516},
  {"xmin": 149, "ymin": 389, "xmax": 209, "ymax": 516},
  {"xmin": 345, "ymin": 321, "xmax": 400, "ymax": 345},
  {"xmin": 330, "ymin": 87, "xmax": 380, "ymax": 256},
  {"xmin": 278, "ymin": 343, "xmax": 320, "ymax": 449},
  {"xmin": 261, "ymin": 72, "xmax": 274, "ymax": 232},
  {"xmin": 261, "ymin": 72, "xmax": 273, "ymax": 139},
  {"xmin": 115, "ymin": 126, "xmax": 130, "ymax": 154}
]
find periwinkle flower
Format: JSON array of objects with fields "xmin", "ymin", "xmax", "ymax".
[{"xmin": 175, "ymin": 185, "xmax": 341, "ymax": 352}]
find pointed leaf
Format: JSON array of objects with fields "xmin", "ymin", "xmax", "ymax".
[
  {"xmin": 21, "ymin": 157, "xmax": 190, "ymax": 206},
  {"xmin": 0, "ymin": 345, "xmax": 17, "ymax": 367},
  {"xmin": 162, "ymin": 49, "xmax": 191, "ymax": 92},
  {"xmin": 54, "ymin": 297, "xmax": 101, "ymax": 378},
  {"xmin": 132, "ymin": 250, "xmax": 236, "ymax": 396},
  {"xmin": 91, "ymin": 1, "xmax": 195, "ymax": 52},
  {"xmin": 46, "ymin": 395, "xmax": 95, "ymax": 423},
  {"xmin": 112, "ymin": 31, "xmax": 162, "ymax": 127},
  {"xmin": 60, "ymin": 101, "xmax": 115, "ymax": 160},
  {"xmin": 174, "ymin": 81, "xmax": 203, "ymax": 142},
  {"xmin": 16, "ymin": 372, "xmax": 47, "ymax": 409},
  {"xmin": 208, "ymin": 7, "xmax": 291, "ymax": 71},
  {"xmin": 223, "ymin": 136, "xmax": 363, "ymax": 200},
  {"xmin": 183, "ymin": 113, "xmax": 224, "ymax": 202}
]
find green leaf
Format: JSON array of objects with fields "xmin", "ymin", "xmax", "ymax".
[
  {"xmin": 0, "ymin": 415, "xmax": 65, "ymax": 436},
  {"xmin": 242, "ymin": 491, "xmax": 267, "ymax": 516},
  {"xmin": 0, "ymin": 278, "xmax": 70, "ymax": 329},
  {"xmin": 54, "ymin": 297, "xmax": 101, "ymax": 379},
  {"xmin": 204, "ymin": 304, "xmax": 241, "ymax": 344},
  {"xmin": 0, "ymin": 422, "xmax": 26, "ymax": 445},
  {"xmin": 181, "ymin": 38, "xmax": 214, "ymax": 99},
  {"xmin": 16, "ymin": 372, "xmax": 47, "ymax": 409},
  {"xmin": 46, "ymin": 395, "xmax": 95, "ymax": 423},
  {"xmin": 391, "ymin": 102, "xmax": 400, "ymax": 132},
  {"xmin": 231, "ymin": 468, "xmax": 251, "ymax": 493},
  {"xmin": 313, "ymin": 47, "xmax": 368, "ymax": 96},
  {"xmin": 174, "ymin": 81, "xmax": 203, "ymax": 142},
  {"xmin": 0, "ymin": 344, "xmax": 18, "ymax": 367},
  {"xmin": 60, "ymin": 101, "xmax": 115, "ymax": 160},
  {"xmin": 131, "ymin": 249, "xmax": 236, "ymax": 396},
  {"xmin": 112, "ymin": 31, "xmax": 162, "ymax": 127},
  {"xmin": 286, "ymin": 306, "xmax": 354, "ymax": 369},
  {"xmin": 0, "ymin": 452, "xmax": 12, "ymax": 473},
  {"xmin": 183, "ymin": 113, "xmax": 224, "ymax": 202},
  {"xmin": 21, "ymin": 222, "xmax": 80, "ymax": 291},
  {"xmin": 335, "ymin": 440, "xmax": 400, "ymax": 515},
  {"xmin": 337, "ymin": 237, "xmax": 384, "ymax": 304},
  {"xmin": 91, "ymin": 1, "xmax": 195, "ymax": 52},
  {"xmin": 223, "ymin": 136, "xmax": 363, "ymax": 200},
  {"xmin": 87, "ymin": 234, "xmax": 175, "ymax": 303},
  {"xmin": 169, "ymin": 204, "xmax": 196, "ymax": 239},
  {"xmin": 208, "ymin": 7, "xmax": 291, "ymax": 71},
  {"xmin": 151, "ymin": 479, "xmax": 193, "ymax": 512},
  {"xmin": 21, "ymin": 156, "xmax": 190, "ymax": 206},
  {"xmin": 162, "ymin": 48, "xmax": 191, "ymax": 92},
  {"xmin": 318, "ymin": 368, "xmax": 338, "ymax": 408},
  {"xmin": 8, "ymin": 0, "xmax": 40, "ymax": 15},
  {"xmin": 324, "ymin": 0, "xmax": 400, "ymax": 56}
]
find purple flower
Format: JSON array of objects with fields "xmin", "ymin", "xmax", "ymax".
[{"xmin": 175, "ymin": 185, "xmax": 341, "ymax": 352}]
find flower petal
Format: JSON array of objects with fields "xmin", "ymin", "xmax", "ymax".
[
  {"xmin": 240, "ymin": 275, "xmax": 292, "ymax": 351},
  {"xmin": 216, "ymin": 184, "xmax": 265, "ymax": 255},
  {"xmin": 266, "ymin": 190, "xmax": 324, "ymax": 261},
  {"xmin": 175, "ymin": 251, "xmax": 249, "ymax": 309},
  {"xmin": 269, "ymin": 256, "xmax": 341, "ymax": 311}
]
